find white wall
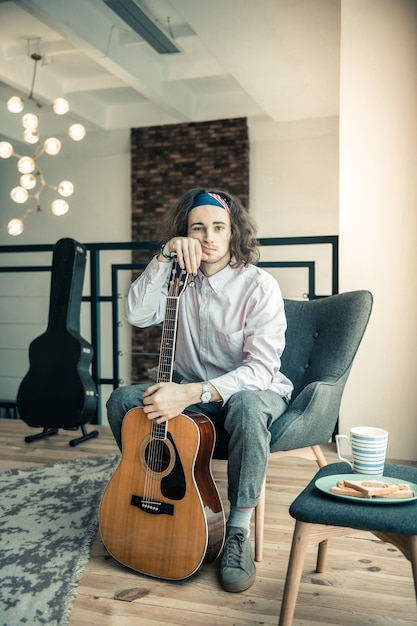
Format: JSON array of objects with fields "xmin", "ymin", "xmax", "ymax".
[
  {"xmin": 339, "ymin": 0, "xmax": 417, "ymax": 460},
  {"xmin": 249, "ymin": 116, "xmax": 339, "ymax": 238},
  {"xmin": 249, "ymin": 115, "xmax": 339, "ymax": 299}
]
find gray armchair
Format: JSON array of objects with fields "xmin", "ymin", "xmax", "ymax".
[{"xmin": 214, "ymin": 290, "xmax": 373, "ymax": 561}]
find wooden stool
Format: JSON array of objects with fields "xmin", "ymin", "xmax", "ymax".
[{"xmin": 279, "ymin": 462, "xmax": 417, "ymax": 626}]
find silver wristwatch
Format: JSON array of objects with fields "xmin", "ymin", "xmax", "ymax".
[{"xmin": 201, "ymin": 382, "xmax": 212, "ymax": 403}]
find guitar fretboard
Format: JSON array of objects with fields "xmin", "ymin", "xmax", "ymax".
[
  {"xmin": 152, "ymin": 421, "xmax": 168, "ymax": 441},
  {"xmin": 150, "ymin": 260, "xmax": 188, "ymax": 442},
  {"xmin": 157, "ymin": 296, "xmax": 178, "ymax": 384},
  {"xmin": 152, "ymin": 295, "xmax": 179, "ymax": 440}
]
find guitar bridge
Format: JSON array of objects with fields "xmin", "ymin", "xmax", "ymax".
[{"xmin": 130, "ymin": 494, "xmax": 174, "ymax": 516}]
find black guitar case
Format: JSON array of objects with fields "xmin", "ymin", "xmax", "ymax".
[{"xmin": 17, "ymin": 238, "xmax": 99, "ymax": 446}]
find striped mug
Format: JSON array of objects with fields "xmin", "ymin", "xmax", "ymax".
[{"xmin": 335, "ymin": 426, "xmax": 388, "ymax": 475}]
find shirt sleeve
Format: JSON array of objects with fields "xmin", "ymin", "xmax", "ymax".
[
  {"xmin": 208, "ymin": 275, "xmax": 292, "ymax": 403},
  {"xmin": 125, "ymin": 256, "xmax": 171, "ymax": 327}
]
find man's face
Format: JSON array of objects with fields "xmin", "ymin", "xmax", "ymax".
[{"xmin": 187, "ymin": 204, "xmax": 232, "ymax": 275}]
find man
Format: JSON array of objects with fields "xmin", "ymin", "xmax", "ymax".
[{"xmin": 107, "ymin": 187, "xmax": 293, "ymax": 592}]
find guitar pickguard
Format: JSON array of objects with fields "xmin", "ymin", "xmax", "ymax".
[{"xmin": 161, "ymin": 433, "xmax": 186, "ymax": 500}]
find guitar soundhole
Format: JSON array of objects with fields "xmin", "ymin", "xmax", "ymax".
[
  {"xmin": 145, "ymin": 440, "xmax": 171, "ymax": 474},
  {"xmin": 138, "ymin": 433, "xmax": 186, "ymax": 500}
]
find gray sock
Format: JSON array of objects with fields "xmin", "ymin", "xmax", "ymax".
[{"xmin": 227, "ymin": 508, "xmax": 253, "ymax": 536}]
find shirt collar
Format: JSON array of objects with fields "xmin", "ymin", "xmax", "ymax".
[{"xmin": 197, "ymin": 262, "xmax": 237, "ymax": 294}]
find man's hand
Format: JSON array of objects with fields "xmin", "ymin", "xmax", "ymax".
[
  {"xmin": 142, "ymin": 381, "xmax": 201, "ymax": 424},
  {"xmin": 160, "ymin": 237, "xmax": 208, "ymax": 274}
]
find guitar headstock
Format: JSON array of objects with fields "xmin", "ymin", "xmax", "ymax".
[{"xmin": 168, "ymin": 257, "xmax": 189, "ymax": 298}]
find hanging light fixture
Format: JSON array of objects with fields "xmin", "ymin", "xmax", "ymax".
[{"xmin": 0, "ymin": 45, "xmax": 86, "ymax": 236}]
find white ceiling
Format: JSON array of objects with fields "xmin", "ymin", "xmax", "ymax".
[{"xmin": 0, "ymin": 0, "xmax": 340, "ymax": 143}]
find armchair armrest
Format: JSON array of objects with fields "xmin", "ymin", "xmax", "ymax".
[{"xmin": 269, "ymin": 375, "xmax": 348, "ymax": 453}]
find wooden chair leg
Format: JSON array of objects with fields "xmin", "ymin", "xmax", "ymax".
[
  {"xmin": 405, "ymin": 535, "xmax": 417, "ymax": 602},
  {"xmin": 311, "ymin": 444, "xmax": 328, "ymax": 468},
  {"xmin": 372, "ymin": 531, "xmax": 417, "ymax": 602},
  {"xmin": 409, "ymin": 535, "xmax": 417, "ymax": 602},
  {"xmin": 279, "ymin": 520, "xmax": 311, "ymax": 626},
  {"xmin": 316, "ymin": 539, "xmax": 329, "ymax": 573},
  {"xmin": 254, "ymin": 477, "xmax": 266, "ymax": 562}
]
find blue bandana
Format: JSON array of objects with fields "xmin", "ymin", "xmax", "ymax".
[{"xmin": 190, "ymin": 192, "xmax": 230, "ymax": 212}]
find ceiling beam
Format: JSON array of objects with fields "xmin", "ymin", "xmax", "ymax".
[{"xmin": 12, "ymin": 0, "xmax": 196, "ymax": 123}]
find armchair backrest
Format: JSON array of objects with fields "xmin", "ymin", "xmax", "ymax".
[{"xmin": 281, "ymin": 290, "xmax": 373, "ymax": 401}]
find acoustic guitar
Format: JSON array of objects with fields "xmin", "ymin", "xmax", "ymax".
[
  {"xmin": 16, "ymin": 238, "xmax": 98, "ymax": 439},
  {"xmin": 99, "ymin": 259, "xmax": 225, "ymax": 580}
]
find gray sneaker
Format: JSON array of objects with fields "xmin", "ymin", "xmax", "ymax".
[{"xmin": 219, "ymin": 526, "xmax": 256, "ymax": 592}]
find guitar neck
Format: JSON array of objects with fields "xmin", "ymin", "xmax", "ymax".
[
  {"xmin": 157, "ymin": 296, "xmax": 179, "ymax": 384},
  {"xmin": 152, "ymin": 260, "xmax": 189, "ymax": 440}
]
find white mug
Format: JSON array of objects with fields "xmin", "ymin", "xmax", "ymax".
[{"xmin": 335, "ymin": 426, "xmax": 388, "ymax": 475}]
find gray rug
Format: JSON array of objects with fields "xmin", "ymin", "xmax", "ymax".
[{"xmin": 0, "ymin": 454, "xmax": 120, "ymax": 626}]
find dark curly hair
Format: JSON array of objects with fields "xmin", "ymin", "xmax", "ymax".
[{"xmin": 159, "ymin": 187, "xmax": 260, "ymax": 266}]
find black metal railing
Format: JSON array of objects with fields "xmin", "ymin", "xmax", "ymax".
[{"xmin": 0, "ymin": 236, "xmax": 338, "ymax": 423}]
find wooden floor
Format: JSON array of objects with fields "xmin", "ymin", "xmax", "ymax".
[{"xmin": 1, "ymin": 418, "xmax": 416, "ymax": 626}]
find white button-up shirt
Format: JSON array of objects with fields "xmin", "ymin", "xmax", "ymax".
[{"xmin": 126, "ymin": 256, "xmax": 293, "ymax": 404}]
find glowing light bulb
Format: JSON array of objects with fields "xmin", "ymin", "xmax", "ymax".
[
  {"xmin": 52, "ymin": 98, "xmax": 70, "ymax": 115},
  {"xmin": 17, "ymin": 156, "xmax": 35, "ymax": 174},
  {"xmin": 20, "ymin": 174, "xmax": 37, "ymax": 190},
  {"xmin": 57, "ymin": 180, "xmax": 74, "ymax": 197},
  {"xmin": 10, "ymin": 186, "xmax": 29, "ymax": 204},
  {"xmin": 7, "ymin": 218, "xmax": 24, "ymax": 236},
  {"xmin": 23, "ymin": 128, "xmax": 39, "ymax": 145},
  {"xmin": 68, "ymin": 123, "xmax": 86, "ymax": 141},
  {"xmin": 44, "ymin": 137, "xmax": 61, "ymax": 156},
  {"xmin": 51, "ymin": 199, "xmax": 69, "ymax": 216},
  {"xmin": 7, "ymin": 96, "xmax": 24, "ymax": 113},
  {"xmin": 22, "ymin": 113, "xmax": 39, "ymax": 130},
  {"xmin": 0, "ymin": 141, "xmax": 14, "ymax": 158}
]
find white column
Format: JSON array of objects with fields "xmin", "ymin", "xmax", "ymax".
[{"xmin": 339, "ymin": 0, "xmax": 417, "ymax": 459}]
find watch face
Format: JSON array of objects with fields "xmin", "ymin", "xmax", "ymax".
[
  {"xmin": 201, "ymin": 391, "xmax": 211, "ymax": 403},
  {"xmin": 201, "ymin": 382, "xmax": 211, "ymax": 403}
]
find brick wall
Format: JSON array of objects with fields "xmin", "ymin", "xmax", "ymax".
[{"xmin": 129, "ymin": 118, "xmax": 249, "ymax": 383}]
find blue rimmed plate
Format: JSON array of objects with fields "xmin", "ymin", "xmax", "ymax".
[{"xmin": 315, "ymin": 473, "xmax": 417, "ymax": 504}]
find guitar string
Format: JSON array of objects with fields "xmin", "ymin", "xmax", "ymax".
[
  {"xmin": 143, "ymin": 296, "xmax": 177, "ymax": 507},
  {"xmin": 153, "ymin": 301, "xmax": 174, "ymax": 498},
  {"xmin": 142, "ymin": 263, "xmax": 187, "ymax": 509}
]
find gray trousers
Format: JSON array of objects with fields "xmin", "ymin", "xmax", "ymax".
[{"xmin": 106, "ymin": 385, "xmax": 288, "ymax": 509}]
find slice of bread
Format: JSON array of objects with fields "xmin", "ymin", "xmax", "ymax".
[{"xmin": 330, "ymin": 479, "xmax": 414, "ymax": 499}]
